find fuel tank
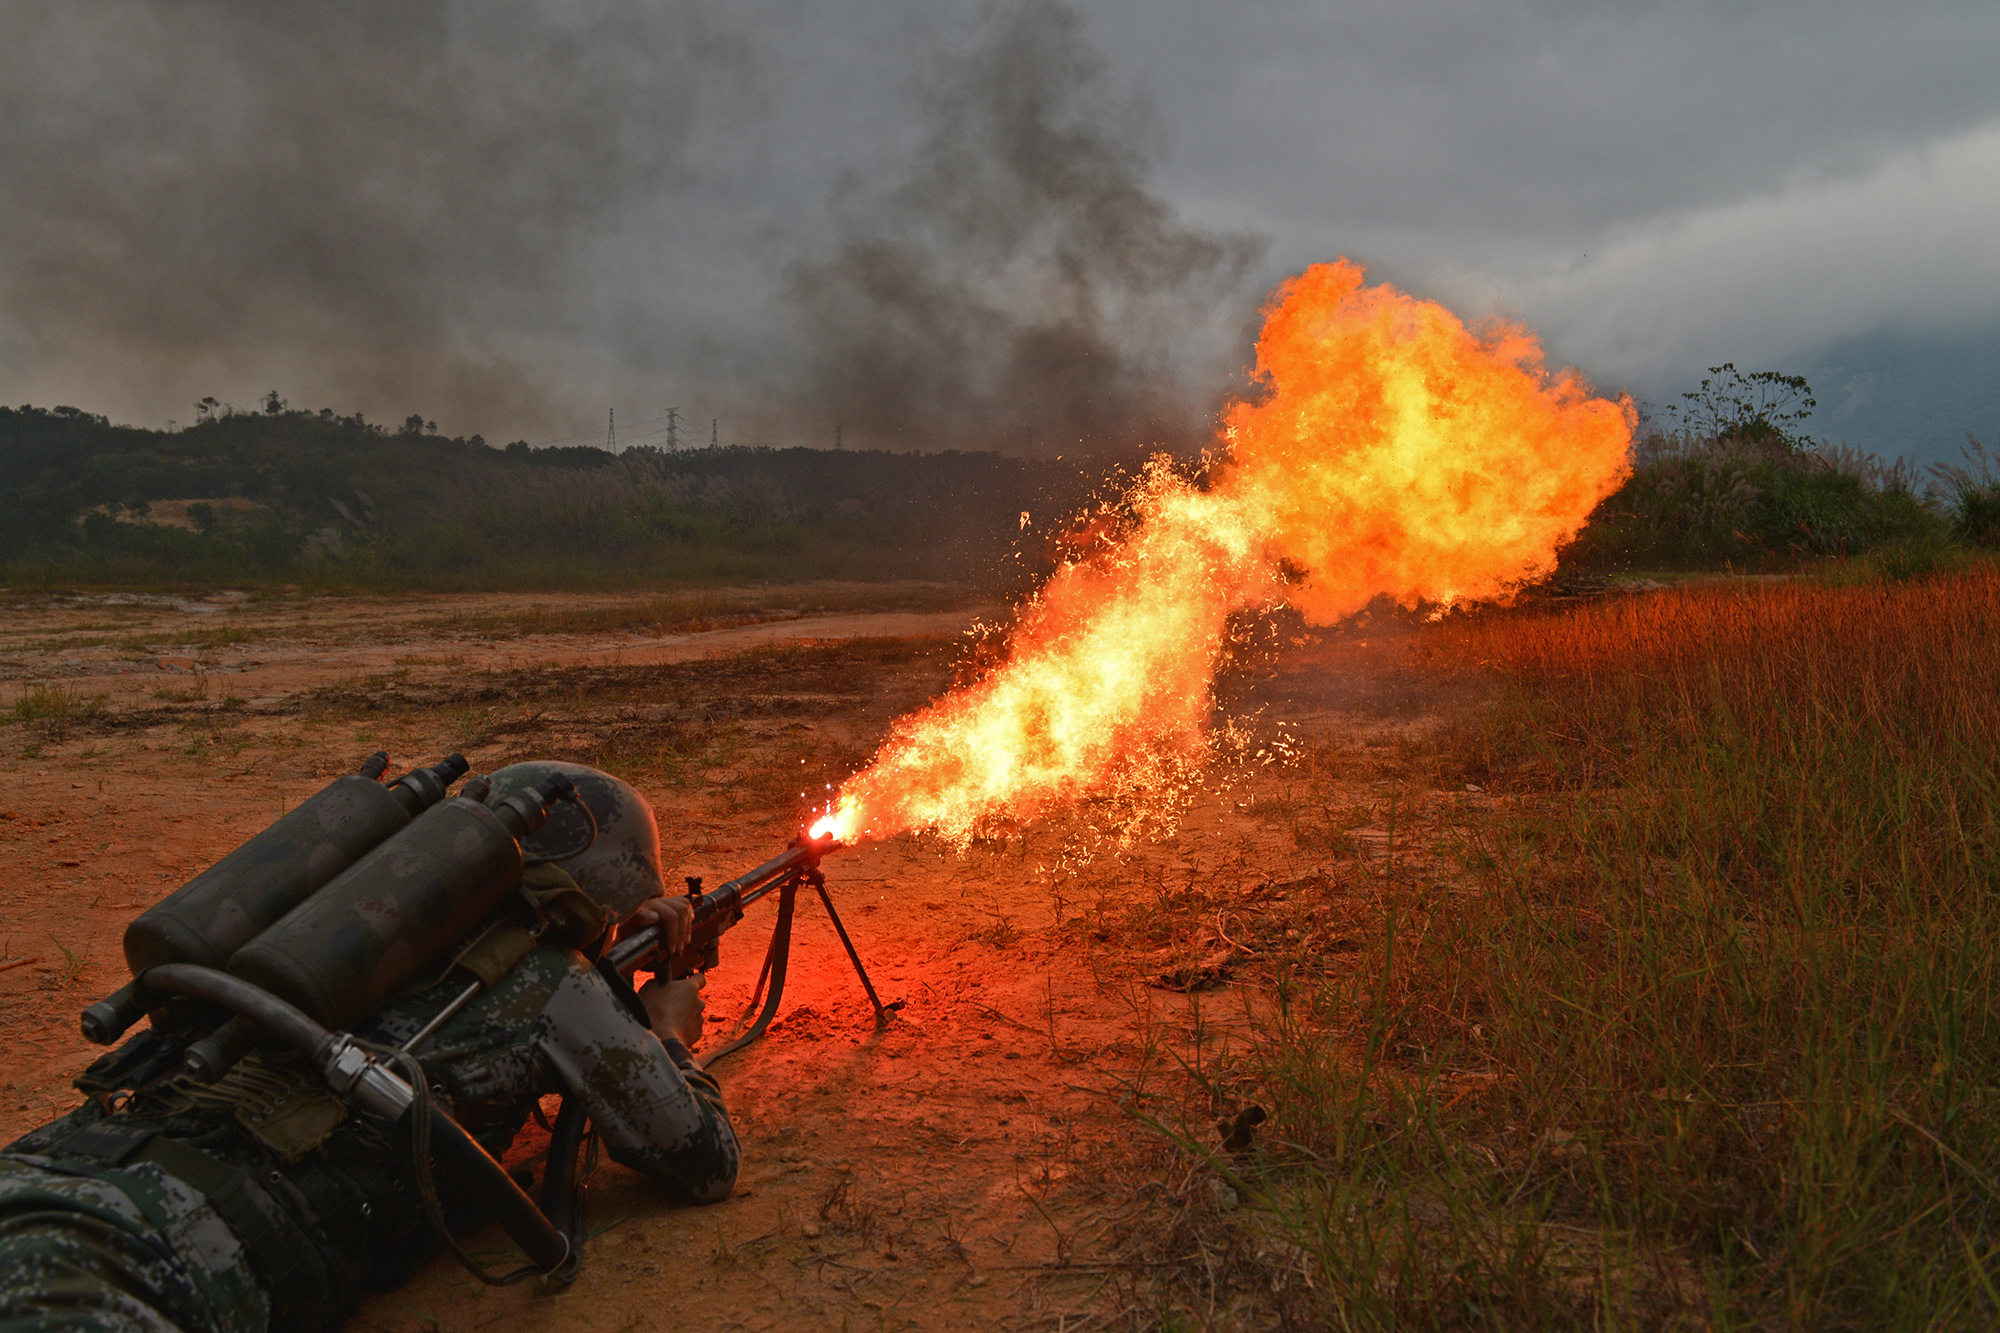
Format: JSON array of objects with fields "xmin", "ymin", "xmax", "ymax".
[
  {"xmin": 225, "ymin": 776, "xmax": 571, "ymax": 1030},
  {"xmin": 121, "ymin": 754, "xmax": 467, "ymax": 974}
]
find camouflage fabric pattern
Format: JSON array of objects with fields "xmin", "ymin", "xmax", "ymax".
[
  {"xmin": 2, "ymin": 941, "xmax": 737, "ymax": 1332},
  {"xmin": 361, "ymin": 947, "xmax": 738, "ymax": 1203},
  {"xmin": 0, "ymin": 1147, "xmax": 269, "ymax": 1333}
]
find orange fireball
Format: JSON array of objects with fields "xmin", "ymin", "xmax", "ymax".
[
  {"xmin": 1220, "ymin": 261, "xmax": 1633, "ymax": 622},
  {"xmin": 811, "ymin": 260, "xmax": 1632, "ymax": 846}
]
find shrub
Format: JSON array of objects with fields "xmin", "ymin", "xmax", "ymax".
[
  {"xmin": 1568, "ymin": 430, "xmax": 1944, "ymax": 569},
  {"xmin": 1931, "ymin": 435, "xmax": 2000, "ymax": 548}
]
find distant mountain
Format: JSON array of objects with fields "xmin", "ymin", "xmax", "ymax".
[{"xmin": 1797, "ymin": 325, "xmax": 2000, "ymax": 471}]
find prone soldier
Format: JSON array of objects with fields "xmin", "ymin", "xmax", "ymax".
[{"xmin": 0, "ymin": 760, "xmax": 733, "ymax": 1333}]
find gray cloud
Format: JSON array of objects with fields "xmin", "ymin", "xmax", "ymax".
[
  {"xmin": 1092, "ymin": 0, "xmax": 2000, "ymax": 247},
  {"xmin": 1082, "ymin": 0, "xmax": 2000, "ymax": 458},
  {"xmin": 0, "ymin": 0, "xmax": 754, "ymax": 430},
  {"xmin": 1, "ymin": 0, "xmax": 1994, "ymax": 460}
]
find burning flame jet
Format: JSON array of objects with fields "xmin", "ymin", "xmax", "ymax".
[{"xmin": 812, "ymin": 259, "xmax": 1634, "ymax": 848}]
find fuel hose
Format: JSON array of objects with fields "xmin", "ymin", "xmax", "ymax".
[{"xmin": 132, "ymin": 964, "xmax": 570, "ymax": 1277}]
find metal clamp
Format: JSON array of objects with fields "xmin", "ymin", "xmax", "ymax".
[{"xmin": 320, "ymin": 1034, "xmax": 416, "ymax": 1121}]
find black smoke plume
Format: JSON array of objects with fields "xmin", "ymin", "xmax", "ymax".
[
  {"xmin": 784, "ymin": 0, "xmax": 1267, "ymax": 456},
  {"xmin": 2, "ymin": 0, "xmax": 1262, "ymax": 455}
]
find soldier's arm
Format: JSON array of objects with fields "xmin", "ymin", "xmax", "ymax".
[{"xmin": 533, "ymin": 956, "xmax": 739, "ymax": 1204}]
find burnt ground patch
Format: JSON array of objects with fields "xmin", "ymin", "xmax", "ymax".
[
  {"xmin": 302, "ymin": 635, "xmax": 961, "ymax": 718},
  {"xmin": 290, "ymin": 636, "xmax": 966, "ymax": 818}
]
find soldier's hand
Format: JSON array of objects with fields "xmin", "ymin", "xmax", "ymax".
[
  {"xmin": 623, "ymin": 894, "xmax": 695, "ymax": 955},
  {"xmin": 638, "ymin": 975, "xmax": 706, "ymax": 1050}
]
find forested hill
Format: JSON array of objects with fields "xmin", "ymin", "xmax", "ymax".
[
  {"xmin": 6, "ymin": 387, "xmax": 1990, "ymax": 591},
  {"xmin": 0, "ymin": 404, "xmax": 1100, "ymax": 589}
]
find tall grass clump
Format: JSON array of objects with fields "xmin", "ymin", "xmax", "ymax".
[
  {"xmin": 1931, "ymin": 436, "xmax": 2000, "ymax": 550},
  {"xmin": 1198, "ymin": 570, "xmax": 2000, "ymax": 1328},
  {"xmin": 9, "ymin": 682, "xmax": 106, "ymax": 725}
]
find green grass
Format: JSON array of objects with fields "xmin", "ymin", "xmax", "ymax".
[{"xmin": 8, "ymin": 683, "xmax": 106, "ymax": 725}]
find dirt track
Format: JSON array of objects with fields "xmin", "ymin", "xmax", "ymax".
[{"xmin": 0, "ymin": 585, "xmax": 1463, "ymax": 1330}]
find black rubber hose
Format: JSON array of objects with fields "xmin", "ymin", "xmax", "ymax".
[
  {"xmin": 134, "ymin": 964, "xmax": 569, "ymax": 1275},
  {"xmin": 141, "ymin": 964, "xmax": 328, "ymax": 1053},
  {"xmin": 425, "ymin": 1104, "xmax": 571, "ymax": 1273},
  {"xmin": 540, "ymin": 1096, "xmax": 589, "ymax": 1261}
]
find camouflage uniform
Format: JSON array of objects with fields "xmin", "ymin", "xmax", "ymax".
[{"xmin": 0, "ymin": 947, "xmax": 736, "ymax": 1333}]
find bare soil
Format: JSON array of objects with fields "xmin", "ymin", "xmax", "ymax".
[{"xmin": 0, "ymin": 585, "xmax": 1473, "ymax": 1331}]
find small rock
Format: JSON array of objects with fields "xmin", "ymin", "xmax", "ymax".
[
  {"xmin": 1209, "ymin": 1180, "xmax": 1240, "ymax": 1210},
  {"xmin": 1536, "ymin": 1127, "xmax": 1587, "ymax": 1163}
]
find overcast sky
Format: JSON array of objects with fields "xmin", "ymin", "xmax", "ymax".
[{"xmin": 4, "ymin": 0, "xmax": 1995, "ymax": 460}]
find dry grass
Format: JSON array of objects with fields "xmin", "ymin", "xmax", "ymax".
[{"xmin": 1124, "ymin": 569, "xmax": 2000, "ymax": 1329}]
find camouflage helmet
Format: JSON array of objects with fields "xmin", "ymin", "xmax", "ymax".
[{"xmin": 483, "ymin": 761, "xmax": 665, "ymax": 920}]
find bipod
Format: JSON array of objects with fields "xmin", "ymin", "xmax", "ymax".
[{"xmin": 699, "ymin": 867, "xmax": 895, "ymax": 1068}]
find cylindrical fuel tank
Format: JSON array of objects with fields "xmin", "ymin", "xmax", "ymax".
[
  {"xmin": 124, "ymin": 771, "xmax": 410, "ymax": 974},
  {"xmin": 226, "ymin": 797, "xmax": 527, "ymax": 1031}
]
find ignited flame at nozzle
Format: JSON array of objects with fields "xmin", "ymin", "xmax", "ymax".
[{"xmin": 808, "ymin": 808, "xmax": 853, "ymax": 843}]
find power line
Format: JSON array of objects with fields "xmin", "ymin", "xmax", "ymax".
[{"xmin": 509, "ymin": 408, "xmax": 675, "ymax": 452}]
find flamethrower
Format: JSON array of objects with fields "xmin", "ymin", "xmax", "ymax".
[
  {"xmin": 606, "ymin": 831, "xmax": 898, "ymax": 1067},
  {"xmin": 69, "ymin": 755, "xmax": 893, "ymax": 1287}
]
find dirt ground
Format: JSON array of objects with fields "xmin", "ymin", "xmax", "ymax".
[{"xmin": 0, "ymin": 584, "xmax": 1470, "ymax": 1331}]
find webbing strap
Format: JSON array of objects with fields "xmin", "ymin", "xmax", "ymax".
[
  {"xmin": 135, "ymin": 1136, "xmax": 317, "ymax": 1304},
  {"xmin": 53, "ymin": 1118, "xmax": 335, "ymax": 1328},
  {"xmin": 58, "ymin": 1121, "xmax": 152, "ymax": 1166}
]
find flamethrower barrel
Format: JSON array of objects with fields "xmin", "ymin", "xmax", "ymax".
[
  {"xmin": 713, "ymin": 836, "xmax": 831, "ymax": 898},
  {"xmin": 605, "ymin": 878, "xmax": 776, "ymax": 975},
  {"xmin": 606, "ymin": 834, "xmax": 836, "ymax": 976},
  {"xmin": 128, "ymin": 964, "xmax": 570, "ymax": 1275}
]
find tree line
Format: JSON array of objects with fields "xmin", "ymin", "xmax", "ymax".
[
  {"xmin": 4, "ymin": 371, "xmax": 1994, "ymax": 591},
  {"xmin": 0, "ymin": 400, "xmax": 1103, "ymax": 590}
]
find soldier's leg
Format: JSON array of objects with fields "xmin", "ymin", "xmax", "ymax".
[
  {"xmin": 0, "ymin": 1211, "xmax": 201, "ymax": 1333},
  {"xmin": 0, "ymin": 1147, "xmax": 261, "ymax": 1333}
]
